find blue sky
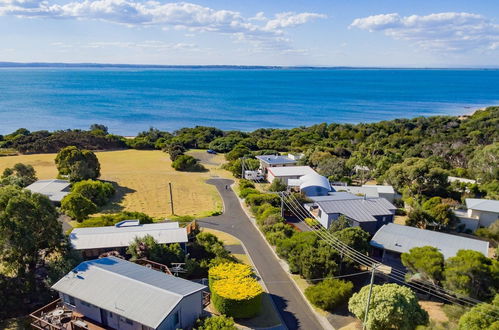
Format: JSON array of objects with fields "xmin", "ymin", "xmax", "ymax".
[{"xmin": 1, "ymin": 0, "xmax": 498, "ymax": 66}]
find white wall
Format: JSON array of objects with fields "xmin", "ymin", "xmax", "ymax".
[
  {"xmin": 156, "ymin": 291, "xmax": 203, "ymax": 330},
  {"xmin": 477, "ymin": 210, "xmax": 499, "ymax": 227}
]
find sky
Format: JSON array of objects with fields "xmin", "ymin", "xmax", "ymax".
[{"xmin": 1, "ymin": 0, "xmax": 498, "ymax": 66}]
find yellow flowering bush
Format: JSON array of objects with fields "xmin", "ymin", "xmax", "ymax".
[
  {"xmin": 212, "ymin": 277, "xmax": 263, "ymax": 300},
  {"xmin": 209, "ymin": 262, "xmax": 263, "ymax": 318}
]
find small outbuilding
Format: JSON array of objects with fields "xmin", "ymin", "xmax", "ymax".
[
  {"xmin": 465, "ymin": 198, "xmax": 499, "ymax": 228},
  {"xmin": 288, "ymin": 173, "xmax": 331, "ymax": 197}
]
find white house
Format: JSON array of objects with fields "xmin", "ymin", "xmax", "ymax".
[
  {"xmin": 306, "ymin": 197, "xmax": 396, "ymax": 234},
  {"xmin": 371, "ymin": 223, "xmax": 490, "ymax": 267},
  {"xmin": 331, "ymin": 184, "xmax": 397, "ymax": 202},
  {"xmin": 52, "ymin": 257, "xmax": 206, "ymax": 330},
  {"xmin": 70, "ymin": 220, "xmax": 188, "ymax": 258},
  {"xmin": 465, "ymin": 198, "xmax": 499, "ymax": 228},
  {"xmin": 266, "ymin": 166, "xmax": 317, "ymax": 185},
  {"xmin": 25, "ymin": 179, "xmax": 71, "ymax": 204},
  {"xmin": 255, "ymin": 154, "xmax": 299, "ymax": 176}
]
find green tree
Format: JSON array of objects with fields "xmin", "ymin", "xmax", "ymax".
[
  {"xmin": 468, "ymin": 143, "xmax": 499, "ymax": 183},
  {"xmin": 127, "ymin": 235, "xmax": 185, "ymax": 266},
  {"xmin": 195, "ymin": 315, "xmax": 237, "ymax": 330},
  {"xmin": 384, "ymin": 157, "xmax": 449, "ymax": 199},
  {"xmin": 348, "ymin": 283, "xmax": 429, "ymax": 330},
  {"xmin": 165, "ymin": 142, "xmax": 186, "ymax": 161},
  {"xmin": 305, "ymin": 278, "xmax": 353, "ymax": 311},
  {"xmin": 61, "ymin": 192, "xmax": 98, "ymax": 221},
  {"xmin": 401, "ymin": 246, "xmax": 444, "ymax": 284},
  {"xmin": 334, "ymin": 227, "xmax": 370, "ymax": 254},
  {"xmin": 268, "ymin": 178, "xmax": 287, "ymax": 192},
  {"xmin": 55, "ymin": 146, "xmax": 101, "ymax": 181},
  {"xmin": 1, "ymin": 163, "xmax": 37, "ymax": 187},
  {"xmin": 0, "ymin": 186, "xmax": 62, "ymax": 285},
  {"xmin": 443, "ymin": 250, "xmax": 499, "ymax": 300},
  {"xmin": 71, "ymin": 179, "xmax": 115, "ymax": 206},
  {"xmin": 171, "ymin": 155, "xmax": 206, "ymax": 172},
  {"xmin": 458, "ymin": 294, "xmax": 499, "ymax": 330},
  {"xmin": 329, "ymin": 215, "xmax": 351, "ymax": 232},
  {"xmin": 225, "ymin": 145, "xmax": 252, "ymax": 161},
  {"xmin": 406, "ymin": 208, "xmax": 435, "ymax": 229}
]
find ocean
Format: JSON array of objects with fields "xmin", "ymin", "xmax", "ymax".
[{"xmin": 1, "ymin": 67, "xmax": 498, "ymax": 135}]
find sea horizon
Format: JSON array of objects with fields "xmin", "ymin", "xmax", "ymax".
[{"xmin": 1, "ymin": 67, "xmax": 498, "ymax": 135}]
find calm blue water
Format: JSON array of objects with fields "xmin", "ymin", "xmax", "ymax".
[{"xmin": 0, "ymin": 68, "xmax": 498, "ymax": 135}]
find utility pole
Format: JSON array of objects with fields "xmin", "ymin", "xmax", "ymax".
[
  {"xmin": 280, "ymin": 194, "xmax": 284, "ymax": 217},
  {"xmin": 168, "ymin": 182, "xmax": 174, "ymax": 215},
  {"xmin": 363, "ymin": 263, "xmax": 378, "ymax": 330}
]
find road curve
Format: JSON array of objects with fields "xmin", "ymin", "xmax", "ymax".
[{"xmin": 198, "ymin": 178, "xmax": 324, "ymax": 330}]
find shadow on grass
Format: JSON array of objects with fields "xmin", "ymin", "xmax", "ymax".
[{"xmin": 99, "ymin": 181, "xmax": 136, "ymax": 214}]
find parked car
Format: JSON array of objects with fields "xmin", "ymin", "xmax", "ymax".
[{"xmin": 207, "ymin": 149, "xmax": 217, "ymax": 154}]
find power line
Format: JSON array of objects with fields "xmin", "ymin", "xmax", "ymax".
[{"xmin": 278, "ymin": 191, "xmax": 499, "ymax": 314}]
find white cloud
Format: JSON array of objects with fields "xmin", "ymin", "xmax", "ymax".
[
  {"xmin": 0, "ymin": 0, "xmax": 325, "ymax": 52},
  {"xmin": 350, "ymin": 12, "xmax": 499, "ymax": 52}
]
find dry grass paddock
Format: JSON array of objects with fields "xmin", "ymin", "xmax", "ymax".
[{"xmin": 0, "ymin": 149, "xmax": 228, "ymax": 218}]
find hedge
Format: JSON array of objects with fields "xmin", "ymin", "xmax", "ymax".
[
  {"xmin": 211, "ymin": 277, "xmax": 263, "ymax": 318},
  {"xmin": 208, "ymin": 263, "xmax": 253, "ymax": 288}
]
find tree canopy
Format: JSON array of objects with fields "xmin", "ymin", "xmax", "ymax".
[
  {"xmin": 0, "ymin": 186, "xmax": 62, "ymax": 283},
  {"xmin": 1, "ymin": 163, "xmax": 37, "ymax": 187},
  {"xmin": 348, "ymin": 283, "xmax": 429, "ymax": 330},
  {"xmin": 401, "ymin": 246, "xmax": 444, "ymax": 284},
  {"xmin": 55, "ymin": 146, "xmax": 101, "ymax": 181}
]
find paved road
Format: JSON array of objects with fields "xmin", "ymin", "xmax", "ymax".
[{"xmin": 198, "ymin": 178, "xmax": 323, "ymax": 330}]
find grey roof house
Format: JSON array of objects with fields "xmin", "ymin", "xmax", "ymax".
[
  {"xmin": 52, "ymin": 257, "xmax": 206, "ymax": 330},
  {"xmin": 306, "ymin": 197, "xmax": 396, "ymax": 234},
  {"xmin": 25, "ymin": 179, "xmax": 71, "ymax": 203},
  {"xmin": 371, "ymin": 223, "xmax": 490, "ymax": 268},
  {"xmin": 465, "ymin": 198, "xmax": 499, "ymax": 228},
  {"xmin": 70, "ymin": 220, "xmax": 188, "ymax": 258}
]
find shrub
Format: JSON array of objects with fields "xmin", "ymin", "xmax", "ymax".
[
  {"xmin": 304, "ymin": 217, "xmax": 320, "ymax": 227},
  {"xmin": 61, "ymin": 192, "xmax": 97, "ymax": 221},
  {"xmin": 55, "ymin": 146, "xmax": 100, "ymax": 181},
  {"xmin": 171, "ymin": 155, "xmax": 206, "ymax": 172},
  {"xmin": 268, "ymin": 179, "xmax": 287, "ymax": 192},
  {"xmin": 239, "ymin": 179, "xmax": 255, "ymax": 190},
  {"xmin": 348, "ymin": 283, "xmax": 429, "ymax": 330},
  {"xmin": 245, "ymin": 193, "xmax": 280, "ymax": 207},
  {"xmin": 305, "ymin": 279, "xmax": 353, "ymax": 311},
  {"xmin": 211, "ymin": 277, "xmax": 263, "ymax": 318},
  {"xmin": 71, "ymin": 179, "xmax": 115, "ymax": 206},
  {"xmin": 239, "ymin": 188, "xmax": 260, "ymax": 199},
  {"xmin": 208, "ymin": 263, "xmax": 253, "ymax": 285},
  {"xmin": 195, "ymin": 315, "xmax": 237, "ymax": 330},
  {"xmin": 263, "ymin": 223, "xmax": 295, "ymax": 245}
]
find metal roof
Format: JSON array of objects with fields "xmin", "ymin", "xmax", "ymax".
[
  {"xmin": 255, "ymin": 155, "xmax": 298, "ymax": 165},
  {"xmin": 268, "ymin": 166, "xmax": 316, "ymax": 177},
  {"xmin": 362, "ymin": 184, "xmax": 395, "ymax": 194},
  {"xmin": 371, "ymin": 223, "xmax": 489, "ymax": 259},
  {"xmin": 466, "ymin": 198, "xmax": 499, "ymax": 213},
  {"xmin": 310, "ymin": 192, "xmax": 362, "ymax": 202},
  {"xmin": 25, "ymin": 179, "xmax": 71, "ymax": 202},
  {"xmin": 299, "ymin": 173, "xmax": 331, "ymax": 191},
  {"xmin": 316, "ymin": 197, "xmax": 396, "ymax": 222},
  {"xmin": 331, "ymin": 185, "xmax": 380, "ymax": 198},
  {"xmin": 70, "ymin": 222, "xmax": 187, "ymax": 250},
  {"xmin": 52, "ymin": 257, "xmax": 206, "ymax": 329},
  {"xmin": 448, "ymin": 176, "xmax": 477, "ymax": 184}
]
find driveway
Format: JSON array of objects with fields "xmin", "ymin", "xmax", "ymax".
[{"xmin": 198, "ymin": 178, "xmax": 323, "ymax": 330}]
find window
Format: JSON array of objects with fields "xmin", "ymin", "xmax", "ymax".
[
  {"xmin": 318, "ymin": 209, "xmax": 322, "ymax": 217},
  {"xmin": 81, "ymin": 300, "xmax": 90, "ymax": 307},
  {"xmin": 68, "ymin": 295, "xmax": 75, "ymax": 306},
  {"xmin": 125, "ymin": 318, "xmax": 133, "ymax": 325}
]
